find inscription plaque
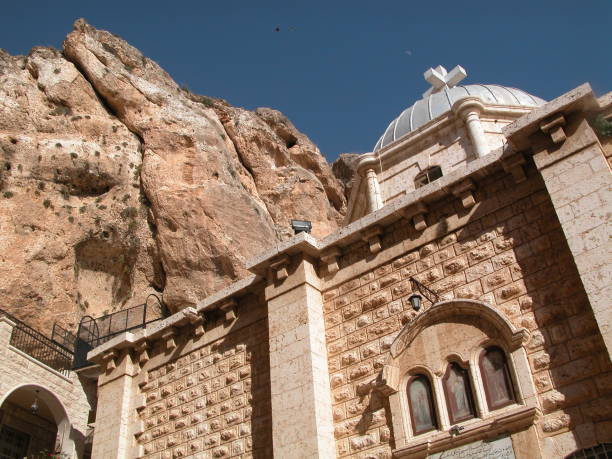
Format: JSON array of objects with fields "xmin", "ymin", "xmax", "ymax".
[{"xmin": 429, "ymin": 435, "xmax": 515, "ymax": 459}]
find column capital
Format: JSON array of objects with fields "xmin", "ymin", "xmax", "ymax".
[{"xmin": 452, "ymin": 97, "xmax": 485, "ymax": 119}]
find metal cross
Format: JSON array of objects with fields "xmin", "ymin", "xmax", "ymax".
[{"xmin": 422, "ymin": 65, "xmax": 467, "ymax": 97}]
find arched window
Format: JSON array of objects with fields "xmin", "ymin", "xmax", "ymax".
[
  {"xmin": 407, "ymin": 375, "xmax": 438, "ymax": 435},
  {"xmin": 414, "ymin": 166, "xmax": 443, "ymax": 189},
  {"xmin": 442, "ymin": 362, "xmax": 476, "ymax": 424},
  {"xmin": 479, "ymin": 347, "xmax": 516, "ymax": 410}
]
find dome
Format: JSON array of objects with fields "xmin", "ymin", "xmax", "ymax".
[{"xmin": 374, "ymin": 80, "xmax": 546, "ymax": 152}]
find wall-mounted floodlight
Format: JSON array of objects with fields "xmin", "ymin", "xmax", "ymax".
[{"xmin": 291, "ymin": 220, "xmax": 312, "ymax": 234}]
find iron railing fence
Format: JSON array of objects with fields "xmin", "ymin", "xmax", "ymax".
[
  {"xmin": 73, "ymin": 294, "xmax": 167, "ymax": 369},
  {"xmin": 0, "ymin": 309, "xmax": 73, "ymax": 377},
  {"xmin": 51, "ymin": 322, "xmax": 77, "ymax": 353}
]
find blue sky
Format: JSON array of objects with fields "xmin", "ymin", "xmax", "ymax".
[{"xmin": 1, "ymin": 1, "xmax": 610, "ymax": 162}]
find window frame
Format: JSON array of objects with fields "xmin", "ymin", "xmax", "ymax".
[
  {"xmin": 406, "ymin": 374, "xmax": 439, "ymax": 436},
  {"xmin": 414, "ymin": 165, "xmax": 443, "ymax": 189},
  {"xmin": 441, "ymin": 361, "xmax": 477, "ymax": 425},
  {"xmin": 479, "ymin": 346, "xmax": 516, "ymax": 411}
]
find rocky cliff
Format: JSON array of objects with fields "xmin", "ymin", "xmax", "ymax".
[{"xmin": 0, "ymin": 19, "xmax": 347, "ymax": 332}]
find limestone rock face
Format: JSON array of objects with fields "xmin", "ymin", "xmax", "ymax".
[
  {"xmin": 0, "ymin": 47, "xmax": 159, "ymax": 330},
  {"xmin": 215, "ymin": 105, "xmax": 346, "ymax": 240},
  {"xmin": 0, "ymin": 19, "xmax": 346, "ymax": 327},
  {"xmin": 332, "ymin": 153, "xmax": 361, "ymax": 200}
]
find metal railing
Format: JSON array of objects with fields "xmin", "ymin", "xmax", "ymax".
[
  {"xmin": 52, "ymin": 322, "xmax": 77, "ymax": 353},
  {"xmin": 73, "ymin": 294, "xmax": 168, "ymax": 369},
  {"xmin": 1, "ymin": 309, "xmax": 73, "ymax": 377}
]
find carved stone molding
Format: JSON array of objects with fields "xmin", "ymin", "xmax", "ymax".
[
  {"xmin": 393, "ymin": 406, "xmax": 540, "ymax": 458},
  {"xmin": 501, "ymin": 153, "xmax": 527, "ymax": 183},
  {"xmin": 321, "ymin": 246, "xmax": 342, "ymax": 274},
  {"xmin": 161, "ymin": 328, "xmax": 177, "ymax": 352},
  {"xmin": 135, "ymin": 340, "xmax": 149, "ymax": 365},
  {"xmin": 540, "ymin": 114, "xmax": 567, "ymax": 145},
  {"xmin": 377, "ymin": 364, "xmax": 400, "ymax": 396},
  {"xmin": 389, "ymin": 299, "xmax": 529, "ymax": 359},
  {"xmin": 102, "ymin": 349, "xmax": 118, "ymax": 373},
  {"xmin": 269, "ymin": 254, "xmax": 290, "ymax": 282},
  {"xmin": 362, "ymin": 226, "xmax": 383, "ymax": 254},
  {"xmin": 401, "ymin": 202, "xmax": 428, "ymax": 232},
  {"xmin": 451, "ymin": 179, "xmax": 476, "ymax": 209},
  {"xmin": 219, "ymin": 299, "xmax": 237, "ymax": 323}
]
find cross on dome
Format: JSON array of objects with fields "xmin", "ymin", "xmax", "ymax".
[{"xmin": 422, "ymin": 65, "xmax": 467, "ymax": 97}]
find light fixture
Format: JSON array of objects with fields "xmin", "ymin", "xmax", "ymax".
[
  {"xmin": 408, "ymin": 277, "xmax": 440, "ymax": 312},
  {"xmin": 30, "ymin": 390, "xmax": 39, "ymax": 414},
  {"xmin": 291, "ymin": 220, "xmax": 312, "ymax": 234},
  {"xmin": 408, "ymin": 293, "xmax": 422, "ymax": 311}
]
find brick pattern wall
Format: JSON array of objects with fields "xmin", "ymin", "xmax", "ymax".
[
  {"xmin": 137, "ymin": 318, "xmax": 272, "ymax": 459},
  {"xmin": 322, "ymin": 174, "xmax": 612, "ymax": 457}
]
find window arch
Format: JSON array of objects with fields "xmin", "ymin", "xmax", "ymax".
[
  {"xmin": 382, "ymin": 299, "xmax": 537, "ymax": 452},
  {"xmin": 479, "ymin": 346, "xmax": 516, "ymax": 410},
  {"xmin": 442, "ymin": 362, "xmax": 476, "ymax": 424},
  {"xmin": 406, "ymin": 374, "xmax": 438, "ymax": 435},
  {"xmin": 414, "ymin": 166, "xmax": 443, "ymax": 189}
]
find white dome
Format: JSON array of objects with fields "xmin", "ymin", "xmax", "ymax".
[{"xmin": 374, "ymin": 83, "xmax": 546, "ymax": 151}]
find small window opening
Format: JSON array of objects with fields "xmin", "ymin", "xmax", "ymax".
[{"xmin": 414, "ymin": 166, "xmax": 443, "ymax": 189}]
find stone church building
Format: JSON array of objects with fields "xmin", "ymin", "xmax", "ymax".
[{"xmin": 1, "ymin": 66, "xmax": 611, "ymax": 458}]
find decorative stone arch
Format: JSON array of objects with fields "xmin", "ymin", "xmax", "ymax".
[
  {"xmin": 389, "ymin": 299, "xmax": 529, "ymax": 361},
  {"xmin": 0, "ymin": 383, "xmax": 80, "ymax": 457},
  {"xmin": 378, "ymin": 299, "xmax": 541, "ymax": 456}
]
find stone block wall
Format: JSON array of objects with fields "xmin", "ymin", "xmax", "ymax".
[
  {"xmin": 378, "ymin": 122, "xmax": 472, "ymax": 204},
  {"xmin": 534, "ymin": 133, "xmax": 612, "ymax": 357},
  {"xmin": 0, "ymin": 318, "xmax": 93, "ymax": 456},
  {"xmin": 136, "ymin": 313, "xmax": 272, "ymax": 459},
  {"xmin": 322, "ymin": 168, "xmax": 612, "ymax": 457}
]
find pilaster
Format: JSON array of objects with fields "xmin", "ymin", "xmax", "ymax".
[
  {"xmin": 504, "ymin": 85, "xmax": 612, "ymax": 358},
  {"xmin": 0, "ymin": 316, "xmax": 15, "ymax": 350},
  {"xmin": 265, "ymin": 255, "xmax": 336, "ymax": 458},
  {"xmin": 91, "ymin": 348, "xmax": 140, "ymax": 459}
]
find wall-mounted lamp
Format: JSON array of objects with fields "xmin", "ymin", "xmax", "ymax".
[
  {"xmin": 408, "ymin": 293, "xmax": 422, "ymax": 311},
  {"xmin": 408, "ymin": 277, "xmax": 439, "ymax": 311},
  {"xmin": 30, "ymin": 390, "xmax": 40, "ymax": 414}
]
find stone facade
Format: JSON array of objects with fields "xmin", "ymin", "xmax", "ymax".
[
  {"xmin": 322, "ymin": 168, "xmax": 611, "ymax": 457},
  {"xmin": 85, "ymin": 81, "xmax": 611, "ymax": 459},
  {"xmin": 0, "ymin": 317, "xmax": 93, "ymax": 457},
  {"xmin": 89, "ymin": 295, "xmax": 272, "ymax": 459}
]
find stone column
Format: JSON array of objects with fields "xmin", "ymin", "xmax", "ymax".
[
  {"xmin": 531, "ymin": 115, "xmax": 612, "ymax": 357},
  {"xmin": 454, "ymin": 98, "xmax": 488, "ymax": 158},
  {"xmin": 358, "ymin": 154, "xmax": 384, "ymax": 213},
  {"xmin": 91, "ymin": 349, "xmax": 139, "ymax": 459},
  {"xmin": 266, "ymin": 255, "xmax": 336, "ymax": 458},
  {"xmin": 365, "ymin": 168, "xmax": 383, "ymax": 213}
]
